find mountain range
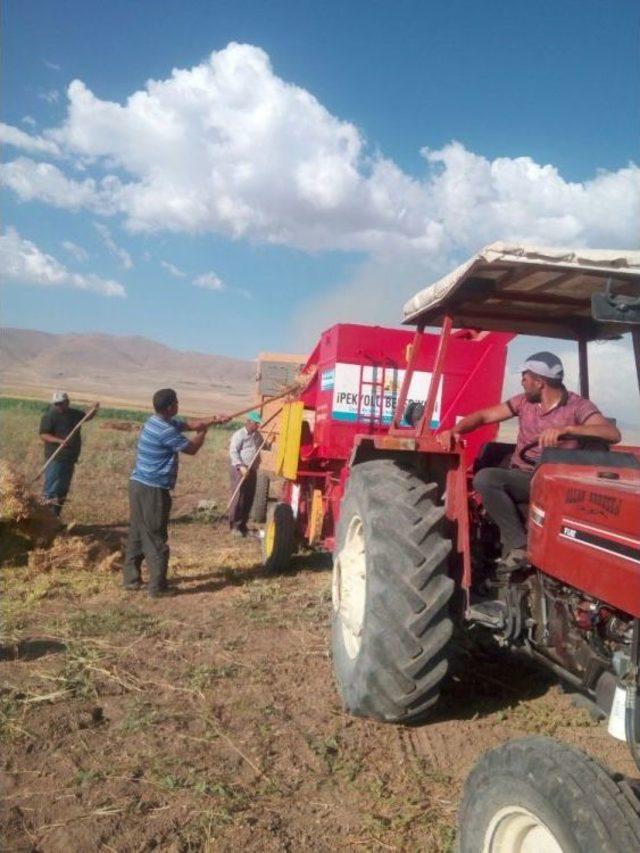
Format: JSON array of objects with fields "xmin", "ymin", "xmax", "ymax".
[{"xmin": 0, "ymin": 328, "xmax": 256, "ymax": 415}]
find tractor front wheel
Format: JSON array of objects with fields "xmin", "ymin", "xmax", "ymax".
[
  {"xmin": 458, "ymin": 737, "xmax": 640, "ymax": 852},
  {"xmin": 331, "ymin": 459, "xmax": 454, "ymax": 724}
]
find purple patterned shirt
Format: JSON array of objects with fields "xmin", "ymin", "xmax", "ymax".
[{"xmin": 508, "ymin": 390, "xmax": 601, "ymax": 470}]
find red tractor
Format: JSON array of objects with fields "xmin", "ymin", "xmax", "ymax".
[{"xmin": 265, "ymin": 243, "xmax": 640, "ymax": 768}]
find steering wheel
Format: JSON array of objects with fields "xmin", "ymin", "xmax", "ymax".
[{"xmin": 518, "ymin": 434, "xmax": 613, "ymax": 467}]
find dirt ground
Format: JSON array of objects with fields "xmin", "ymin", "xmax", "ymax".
[
  {"xmin": 2, "ymin": 518, "xmax": 637, "ymax": 852},
  {"xmin": 1, "ymin": 406, "xmax": 638, "ymax": 851}
]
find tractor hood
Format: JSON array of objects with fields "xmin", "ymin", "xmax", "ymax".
[{"xmin": 403, "ymin": 242, "xmax": 640, "ymax": 340}]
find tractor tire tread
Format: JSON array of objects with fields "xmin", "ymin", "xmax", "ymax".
[
  {"xmin": 263, "ymin": 502, "xmax": 295, "ymax": 573},
  {"xmin": 458, "ymin": 736, "xmax": 640, "ymax": 853},
  {"xmin": 332, "ymin": 458, "xmax": 454, "ymax": 724},
  {"xmin": 250, "ymin": 471, "xmax": 270, "ymax": 524}
]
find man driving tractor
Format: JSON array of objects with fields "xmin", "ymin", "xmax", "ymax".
[{"xmin": 437, "ymin": 351, "xmax": 621, "ymax": 569}]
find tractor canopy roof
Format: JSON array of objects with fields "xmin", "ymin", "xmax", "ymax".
[{"xmin": 403, "ymin": 242, "xmax": 640, "ymax": 340}]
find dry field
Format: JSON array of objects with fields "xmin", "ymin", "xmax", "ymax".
[{"xmin": 1, "ymin": 402, "xmax": 637, "ymax": 851}]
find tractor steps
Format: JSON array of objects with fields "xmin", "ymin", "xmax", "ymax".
[{"xmin": 467, "ymin": 599, "xmax": 507, "ymax": 629}]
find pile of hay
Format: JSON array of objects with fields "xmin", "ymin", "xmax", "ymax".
[
  {"xmin": 28, "ymin": 535, "xmax": 122, "ymax": 574},
  {"xmin": 0, "ymin": 462, "xmax": 61, "ymax": 563},
  {"xmin": 0, "ymin": 462, "xmax": 123, "ymax": 572}
]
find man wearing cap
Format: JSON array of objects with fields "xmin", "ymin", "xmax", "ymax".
[
  {"xmin": 437, "ymin": 352, "xmax": 620, "ymax": 568},
  {"xmin": 39, "ymin": 391, "xmax": 99, "ymax": 515},
  {"xmin": 124, "ymin": 388, "xmax": 228, "ymax": 597},
  {"xmin": 228, "ymin": 411, "xmax": 263, "ymax": 537}
]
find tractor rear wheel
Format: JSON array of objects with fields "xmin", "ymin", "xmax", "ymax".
[
  {"xmin": 263, "ymin": 501, "xmax": 295, "ymax": 573},
  {"xmin": 331, "ymin": 459, "xmax": 454, "ymax": 724},
  {"xmin": 458, "ymin": 736, "xmax": 640, "ymax": 852}
]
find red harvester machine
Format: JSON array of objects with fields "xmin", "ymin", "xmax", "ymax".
[
  {"xmin": 263, "ymin": 244, "xmax": 640, "ymax": 818},
  {"xmin": 263, "ymin": 322, "xmax": 512, "ymax": 564}
]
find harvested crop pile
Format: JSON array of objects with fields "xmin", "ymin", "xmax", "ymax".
[
  {"xmin": 100, "ymin": 420, "xmax": 140, "ymax": 432},
  {"xmin": 28, "ymin": 533, "xmax": 122, "ymax": 574},
  {"xmin": 0, "ymin": 463, "xmax": 122, "ymax": 571},
  {"xmin": 0, "ymin": 462, "xmax": 61, "ymax": 563}
]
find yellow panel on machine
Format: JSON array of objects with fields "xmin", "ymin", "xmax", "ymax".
[
  {"xmin": 274, "ymin": 402, "xmax": 304, "ymax": 480},
  {"xmin": 307, "ymin": 489, "xmax": 324, "ymax": 545}
]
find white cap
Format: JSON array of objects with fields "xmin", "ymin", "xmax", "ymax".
[
  {"xmin": 52, "ymin": 390, "xmax": 69, "ymax": 404},
  {"xmin": 520, "ymin": 352, "xmax": 564, "ymax": 380}
]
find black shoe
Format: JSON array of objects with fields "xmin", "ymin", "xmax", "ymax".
[{"xmin": 149, "ymin": 587, "xmax": 178, "ymax": 599}]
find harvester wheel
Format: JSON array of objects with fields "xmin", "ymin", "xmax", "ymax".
[
  {"xmin": 263, "ymin": 501, "xmax": 295, "ymax": 573},
  {"xmin": 458, "ymin": 736, "xmax": 640, "ymax": 853},
  {"xmin": 251, "ymin": 471, "xmax": 270, "ymax": 524},
  {"xmin": 331, "ymin": 459, "xmax": 454, "ymax": 724}
]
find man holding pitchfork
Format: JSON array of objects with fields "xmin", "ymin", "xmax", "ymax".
[
  {"xmin": 39, "ymin": 391, "xmax": 100, "ymax": 516},
  {"xmin": 228, "ymin": 410, "xmax": 265, "ymax": 537}
]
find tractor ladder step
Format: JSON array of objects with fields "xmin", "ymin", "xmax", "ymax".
[{"xmin": 467, "ymin": 599, "xmax": 507, "ymax": 629}]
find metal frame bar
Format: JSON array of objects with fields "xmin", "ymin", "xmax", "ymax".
[
  {"xmin": 578, "ymin": 338, "xmax": 590, "ymax": 399},
  {"xmin": 471, "ymin": 263, "xmax": 639, "ymax": 283},
  {"xmin": 498, "ymin": 291, "xmax": 587, "ymax": 307},
  {"xmin": 415, "ymin": 315, "xmax": 453, "ymax": 437}
]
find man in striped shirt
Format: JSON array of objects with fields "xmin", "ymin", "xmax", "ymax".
[{"xmin": 123, "ymin": 388, "xmax": 228, "ymax": 597}]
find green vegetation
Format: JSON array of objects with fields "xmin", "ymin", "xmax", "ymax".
[
  {"xmin": 67, "ymin": 608, "xmax": 162, "ymax": 638},
  {"xmin": 0, "ymin": 396, "xmax": 243, "ymax": 428},
  {"xmin": 1, "ymin": 396, "xmax": 149, "ymax": 422}
]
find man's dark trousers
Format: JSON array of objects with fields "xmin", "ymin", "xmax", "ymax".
[
  {"xmin": 43, "ymin": 457, "xmax": 76, "ymax": 515},
  {"xmin": 123, "ymin": 480, "xmax": 172, "ymax": 593},
  {"xmin": 229, "ymin": 466, "xmax": 257, "ymax": 532},
  {"xmin": 473, "ymin": 467, "xmax": 533, "ymax": 556}
]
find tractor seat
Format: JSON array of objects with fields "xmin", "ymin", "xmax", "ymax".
[{"xmin": 472, "ymin": 441, "xmax": 515, "ymax": 474}]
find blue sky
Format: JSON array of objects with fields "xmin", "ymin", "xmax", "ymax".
[{"xmin": 2, "ymin": 0, "xmax": 639, "ymax": 383}]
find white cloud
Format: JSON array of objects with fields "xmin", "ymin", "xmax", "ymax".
[
  {"xmin": 44, "ymin": 60, "xmax": 61, "ymax": 72},
  {"xmin": 193, "ymin": 271, "xmax": 224, "ymax": 291},
  {"xmin": 0, "ymin": 157, "xmax": 109, "ymax": 211},
  {"xmin": 0, "ymin": 43, "xmax": 637, "ymax": 258},
  {"xmin": 0, "ymin": 123, "xmax": 60, "ymax": 156},
  {"xmin": 161, "ymin": 260, "xmax": 186, "ymax": 278},
  {"xmin": 61, "ymin": 240, "xmax": 89, "ymax": 262},
  {"xmin": 21, "ymin": 116, "xmax": 37, "ymax": 128},
  {"xmin": 38, "ymin": 88, "xmax": 60, "ymax": 104},
  {"xmin": 94, "ymin": 222, "xmax": 133, "ymax": 269},
  {"xmin": 421, "ymin": 143, "xmax": 640, "ymax": 251},
  {"xmin": 0, "ymin": 227, "xmax": 125, "ymax": 297}
]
